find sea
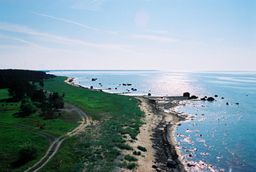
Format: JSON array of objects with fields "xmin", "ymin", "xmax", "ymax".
[{"xmin": 49, "ymin": 70, "xmax": 256, "ymax": 172}]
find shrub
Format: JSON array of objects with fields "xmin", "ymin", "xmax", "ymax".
[
  {"xmin": 127, "ymin": 163, "xmax": 137, "ymax": 170},
  {"xmin": 19, "ymin": 98, "xmax": 37, "ymax": 117},
  {"xmin": 124, "ymin": 155, "xmax": 137, "ymax": 162},
  {"xmin": 116, "ymin": 143, "xmax": 133, "ymax": 150},
  {"xmin": 137, "ymin": 146, "xmax": 147, "ymax": 152},
  {"xmin": 11, "ymin": 144, "xmax": 37, "ymax": 168},
  {"xmin": 133, "ymin": 151, "xmax": 141, "ymax": 156},
  {"xmin": 119, "ymin": 162, "xmax": 137, "ymax": 170}
]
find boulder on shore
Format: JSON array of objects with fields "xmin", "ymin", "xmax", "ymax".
[
  {"xmin": 183, "ymin": 92, "xmax": 190, "ymax": 97},
  {"xmin": 189, "ymin": 95, "xmax": 198, "ymax": 99},
  {"xmin": 167, "ymin": 159, "xmax": 177, "ymax": 168}
]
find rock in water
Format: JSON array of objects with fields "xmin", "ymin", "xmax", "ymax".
[
  {"xmin": 207, "ymin": 97, "xmax": 215, "ymax": 101},
  {"xmin": 189, "ymin": 95, "xmax": 198, "ymax": 99}
]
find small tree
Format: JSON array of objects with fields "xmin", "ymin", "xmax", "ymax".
[
  {"xmin": 12, "ymin": 144, "xmax": 37, "ymax": 168},
  {"xmin": 49, "ymin": 92, "xmax": 64, "ymax": 109},
  {"xmin": 19, "ymin": 98, "xmax": 37, "ymax": 117}
]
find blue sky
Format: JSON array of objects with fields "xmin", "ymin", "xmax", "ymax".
[{"xmin": 0, "ymin": 0, "xmax": 255, "ymax": 71}]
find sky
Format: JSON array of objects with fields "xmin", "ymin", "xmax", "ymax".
[{"xmin": 0, "ymin": 0, "xmax": 255, "ymax": 71}]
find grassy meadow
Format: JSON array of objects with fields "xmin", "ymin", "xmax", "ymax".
[
  {"xmin": 0, "ymin": 76, "xmax": 144, "ymax": 172},
  {"xmin": 42, "ymin": 76, "xmax": 144, "ymax": 171},
  {"xmin": 0, "ymin": 88, "xmax": 79, "ymax": 171}
]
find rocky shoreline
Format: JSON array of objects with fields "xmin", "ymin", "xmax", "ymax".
[{"xmin": 145, "ymin": 97, "xmax": 188, "ymax": 172}]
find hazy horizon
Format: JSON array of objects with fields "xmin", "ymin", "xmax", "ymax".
[{"xmin": 0, "ymin": 0, "xmax": 255, "ymax": 71}]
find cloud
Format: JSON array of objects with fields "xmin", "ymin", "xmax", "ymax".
[
  {"xmin": 131, "ymin": 34, "xmax": 178, "ymax": 43},
  {"xmin": 147, "ymin": 30, "xmax": 169, "ymax": 35},
  {"xmin": 33, "ymin": 12, "xmax": 118, "ymax": 35},
  {"xmin": 0, "ymin": 22, "xmax": 128, "ymax": 51},
  {"xmin": 0, "ymin": 34, "xmax": 38, "ymax": 46},
  {"xmin": 71, "ymin": 0, "xmax": 106, "ymax": 11}
]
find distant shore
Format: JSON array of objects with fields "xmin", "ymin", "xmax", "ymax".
[{"xmin": 65, "ymin": 77, "xmax": 188, "ymax": 171}]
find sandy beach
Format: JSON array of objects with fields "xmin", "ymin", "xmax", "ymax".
[{"xmin": 139, "ymin": 96, "xmax": 187, "ymax": 172}]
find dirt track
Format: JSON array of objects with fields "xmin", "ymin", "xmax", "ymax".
[{"xmin": 25, "ymin": 103, "xmax": 91, "ymax": 172}]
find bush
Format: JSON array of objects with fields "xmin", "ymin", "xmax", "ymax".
[
  {"xmin": 124, "ymin": 155, "xmax": 137, "ymax": 162},
  {"xmin": 19, "ymin": 98, "xmax": 37, "ymax": 117},
  {"xmin": 11, "ymin": 144, "xmax": 37, "ymax": 168},
  {"xmin": 119, "ymin": 162, "xmax": 137, "ymax": 170},
  {"xmin": 116, "ymin": 143, "xmax": 133, "ymax": 150},
  {"xmin": 133, "ymin": 151, "xmax": 141, "ymax": 156},
  {"xmin": 126, "ymin": 163, "xmax": 137, "ymax": 170},
  {"xmin": 137, "ymin": 146, "xmax": 147, "ymax": 152}
]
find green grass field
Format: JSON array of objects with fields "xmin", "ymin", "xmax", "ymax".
[
  {"xmin": 0, "ymin": 88, "xmax": 80, "ymax": 172},
  {"xmin": 42, "ymin": 76, "xmax": 144, "ymax": 172},
  {"xmin": 0, "ymin": 76, "xmax": 144, "ymax": 172}
]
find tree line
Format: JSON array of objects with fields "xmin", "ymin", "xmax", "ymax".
[{"xmin": 0, "ymin": 69, "xmax": 64, "ymax": 119}]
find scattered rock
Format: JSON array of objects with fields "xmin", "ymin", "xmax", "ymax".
[
  {"xmin": 207, "ymin": 97, "xmax": 215, "ymax": 102},
  {"xmin": 189, "ymin": 95, "xmax": 198, "ymax": 99},
  {"xmin": 167, "ymin": 159, "xmax": 177, "ymax": 168},
  {"xmin": 131, "ymin": 88, "xmax": 137, "ymax": 91},
  {"xmin": 152, "ymin": 165, "xmax": 157, "ymax": 169},
  {"xmin": 156, "ymin": 168, "xmax": 162, "ymax": 172},
  {"xmin": 221, "ymin": 97, "xmax": 224, "ymax": 99},
  {"xmin": 183, "ymin": 92, "xmax": 190, "ymax": 97},
  {"xmin": 201, "ymin": 97, "xmax": 206, "ymax": 101},
  {"xmin": 226, "ymin": 102, "xmax": 229, "ymax": 105},
  {"xmin": 214, "ymin": 95, "xmax": 218, "ymax": 97},
  {"xmin": 187, "ymin": 163, "xmax": 196, "ymax": 167}
]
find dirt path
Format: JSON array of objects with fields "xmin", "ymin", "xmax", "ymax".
[{"xmin": 25, "ymin": 103, "xmax": 91, "ymax": 172}]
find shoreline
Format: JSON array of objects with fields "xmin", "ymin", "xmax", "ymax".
[
  {"xmin": 65, "ymin": 77, "xmax": 188, "ymax": 171},
  {"xmin": 145, "ymin": 96, "xmax": 187, "ymax": 172}
]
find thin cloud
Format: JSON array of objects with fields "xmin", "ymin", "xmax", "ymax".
[
  {"xmin": 0, "ymin": 22, "xmax": 129, "ymax": 51},
  {"xmin": 0, "ymin": 34, "xmax": 39, "ymax": 47},
  {"xmin": 71, "ymin": 0, "xmax": 105, "ymax": 11},
  {"xmin": 132, "ymin": 34, "xmax": 178, "ymax": 43},
  {"xmin": 33, "ymin": 12, "xmax": 118, "ymax": 35}
]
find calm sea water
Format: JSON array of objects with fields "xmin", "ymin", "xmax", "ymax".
[{"xmin": 49, "ymin": 70, "xmax": 256, "ymax": 172}]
